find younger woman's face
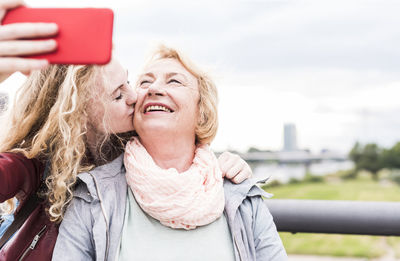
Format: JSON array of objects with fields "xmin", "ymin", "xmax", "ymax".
[{"xmin": 89, "ymin": 58, "xmax": 137, "ymax": 134}]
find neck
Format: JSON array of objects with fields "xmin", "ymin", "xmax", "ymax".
[
  {"xmin": 85, "ymin": 126, "xmax": 124, "ymax": 166},
  {"xmin": 139, "ymin": 132, "xmax": 196, "ymax": 173},
  {"xmin": 86, "ymin": 127, "xmax": 99, "ymax": 160}
]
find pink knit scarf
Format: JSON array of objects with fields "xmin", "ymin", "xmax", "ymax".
[{"xmin": 124, "ymin": 137, "xmax": 225, "ymax": 230}]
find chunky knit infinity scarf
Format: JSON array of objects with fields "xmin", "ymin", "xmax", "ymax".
[{"xmin": 124, "ymin": 137, "xmax": 225, "ymax": 230}]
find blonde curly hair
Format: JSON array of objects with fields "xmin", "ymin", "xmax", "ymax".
[{"xmin": 0, "ymin": 64, "xmax": 128, "ymax": 222}]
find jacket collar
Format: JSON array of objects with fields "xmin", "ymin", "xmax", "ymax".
[
  {"xmin": 223, "ymin": 172, "xmax": 272, "ymax": 224},
  {"xmin": 74, "ymin": 154, "xmax": 126, "ymax": 202}
]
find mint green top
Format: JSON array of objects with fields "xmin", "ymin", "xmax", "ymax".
[{"xmin": 118, "ymin": 189, "xmax": 235, "ymax": 261}]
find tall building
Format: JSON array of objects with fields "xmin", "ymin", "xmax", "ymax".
[
  {"xmin": 0, "ymin": 92, "xmax": 8, "ymax": 114},
  {"xmin": 283, "ymin": 123, "xmax": 297, "ymax": 151}
]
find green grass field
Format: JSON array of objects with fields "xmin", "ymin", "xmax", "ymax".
[{"xmin": 262, "ymin": 173, "xmax": 400, "ymax": 258}]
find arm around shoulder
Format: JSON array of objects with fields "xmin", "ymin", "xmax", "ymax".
[{"xmin": 252, "ymin": 196, "xmax": 288, "ymax": 260}]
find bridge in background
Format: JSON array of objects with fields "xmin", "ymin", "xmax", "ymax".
[{"xmin": 237, "ymin": 150, "xmax": 348, "ymax": 164}]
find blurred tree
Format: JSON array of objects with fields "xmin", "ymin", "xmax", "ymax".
[
  {"xmin": 381, "ymin": 142, "xmax": 400, "ymax": 169},
  {"xmin": 349, "ymin": 142, "xmax": 383, "ymax": 180},
  {"xmin": 247, "ymin": 147, "xmax": 261, "ymax": 153},
  {"xmin": 349, "ymin": 142, "xmax": 362, "ymax": 163}
]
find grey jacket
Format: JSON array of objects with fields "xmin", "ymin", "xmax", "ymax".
[{"xmin": 52, "ymin": 154, "xmax": 287, "ymax": 261}]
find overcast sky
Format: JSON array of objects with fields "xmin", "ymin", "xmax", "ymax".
[{"xmin": 1, "ymin": 0, "xmax": 399, "ymax": 153}]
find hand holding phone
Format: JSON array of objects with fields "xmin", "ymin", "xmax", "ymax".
[
  {"xmin": 2, "ymin": 6, "xmax": 114, "ymax": 66},
  {"xmin": 0, "ymin": 0, "xmax": 58, "ymax": 82}
]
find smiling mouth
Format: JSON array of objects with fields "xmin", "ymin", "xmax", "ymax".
[{"xmin": 144, "ymin": 105, "xmax": 173, "ymax": 113}]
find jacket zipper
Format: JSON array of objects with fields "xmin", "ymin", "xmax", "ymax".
[
  {"xmin": 18, "ymin": 225, "xmax": 47, "ymax": 261},
  {"xmin": 233, "ymin": 236, "xmax": 243, "ymax": 261},
  {"xmin": 89, "ymin": 173, "xmax": 110, "ymax": 261}
]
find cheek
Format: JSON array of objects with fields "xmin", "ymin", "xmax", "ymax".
[
  {"xmin": 189, "ymin": 93, "xmax": 200, "ymax": 115},
  {"xmin": 133, "ymin": 90, "xmax": 146, "ymax": 112},
  {"xmin": 133, "ymin": 109, "xmax": 143, "ymax": 131},
  {"xmin": 184, "ymin": 95, "xmax": 200, "ymax": 125},
  {"xmin": 101, "ymin": 103, "xmax": 123, "ymax": 129},
  {"xmin": 137, "ymin": 88, "xmax": 147, "ymax": 101},
  {"xmin": 180, "ymin": 90, "xmax": 199, "ymax": 109},
  {"xmin": 107, "ymin": 103, "xmax": 125, "ymax": 122}
]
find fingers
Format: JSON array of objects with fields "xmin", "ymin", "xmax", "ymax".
[
  {"xmin": 0, "ymin": 23, "xmax": 58, "ymax": 41},
  {"xmin": 225, "ymin": 160, "xmax": 245, "ymax": 179},
  {"xmin": 20, "ymin": 70, "xmax": 29, "ymax": 76},
  {"xmin": 231, "ymin": 166, "xmax": 252, "ymax": 184},
  {"xmin": 218, "ymin": 151, "xmax": 253, "ymax": 184},
  {"xmin": 0, "ymin": 72, "xmax": 11, "ymax": 82},
  {"xmin": 218, "ymin": 151, "xmax": 236, "ymax": 177},
  {"xmin": 0, "ymin": 0, "xmax": 25, "ymax": 10},
  {"xmin": 0, "ymin": 57, "xmax": 48, "ymax": 73},
  {"xmin": 0, "ymin": 39, "xmax": 54, "ymax": 81},
  {"xmin": 218, "ymin": 151, "xmax": 241, "ymax": 178},
  {"xmin": 0, "ymin": 39, "xmax": 56, "ymax": 56},
  {"xmin": 0, "ymin": 1, "xmax": 56, "ymax": 79}
]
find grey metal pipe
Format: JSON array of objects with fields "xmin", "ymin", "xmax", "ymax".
[{"xmin": 265, "ymin": 199, "xmax": 400, "ymax": 236}]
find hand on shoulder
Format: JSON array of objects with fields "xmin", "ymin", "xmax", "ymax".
[{"xmin": 218, "ymin": 151, "xmax": 253, "ymax": 184}]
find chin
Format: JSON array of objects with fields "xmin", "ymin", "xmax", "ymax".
[{"xmin": 139, "ymin": 123, "xmax": 173, "ymax": 135}]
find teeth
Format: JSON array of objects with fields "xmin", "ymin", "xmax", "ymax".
[{"xmin": 145, "ymin": 105, "xmax": 171, "ymax": 113}]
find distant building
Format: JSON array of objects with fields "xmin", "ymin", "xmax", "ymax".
[
  {"xmin": 0, "ymin": 92, "xmax": 8, "ymax": 114},
  {"xmin": 283, "ymin": 123, "xmax": 297, "ymax": 151}
]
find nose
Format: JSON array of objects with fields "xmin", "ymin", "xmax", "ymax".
[
  {"xmin": 147, "ymin": 81, "xmax": 166, "ymax": 96},
  {"xmin": 126, "ymin": 88, "xmax": 137, "ymax": 106}
]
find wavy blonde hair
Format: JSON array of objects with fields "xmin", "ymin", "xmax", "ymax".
[
  {"xmin": 0, "ymin": 64, "xmax": 126, "ymax": 222},
  {"xmin": 143, "ymin": 45, "xmax": 219, "ymax": 144}
]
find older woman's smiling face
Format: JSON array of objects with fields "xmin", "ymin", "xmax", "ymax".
[{"xmin": 134, "ymin": 58, "xmax": 200, "ymax": 140}]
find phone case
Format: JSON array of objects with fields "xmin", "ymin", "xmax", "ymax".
[{"xmin": 2, "ymin": 7, "xmax": 114, "ymax": 65}]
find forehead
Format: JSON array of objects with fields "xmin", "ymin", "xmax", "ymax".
[
  {"xmin": 101, "ymin": 58, "xmax": 126, "ymax": 91},
  {"xmin": 143, "ymin": 58, "xmax": 196, "ymax": 80}
]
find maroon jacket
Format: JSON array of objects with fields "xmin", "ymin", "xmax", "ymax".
[
  {"xmin": 0, "ymin": 153, "xmax": 43, "ymax": 205},
  {"xmin": 0, "ymin": 153, "xmax": 59, "ymax": 261}
]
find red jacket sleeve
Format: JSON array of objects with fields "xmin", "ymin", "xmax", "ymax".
[{"xmin": 0, "ymin": 153, "xmax": 44, "ymax": 203}]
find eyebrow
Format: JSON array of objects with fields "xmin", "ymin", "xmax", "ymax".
[
  {"xmin": 139, "ymin": 72, "xmax": 155, "ymax": 79},
  {"xmin": 166, "ymin": 72, "xmax": 188, "ymax": 81},
  {"xmin": 139, "ymin": 72, "xmax": 188, "ymax": 81}
]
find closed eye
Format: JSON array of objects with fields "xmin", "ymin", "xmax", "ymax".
[
  {"xmin": 113, "ymin": 89, "xmax": 123, "ymax": 100},
  {"xmin": 168, "ymin": 79, "xmax": 181, "ymax": 84},
  {"xmin": 139, "ymin": 80, "xmax": 152, "ymax": 86}
]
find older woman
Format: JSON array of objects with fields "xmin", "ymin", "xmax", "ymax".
[{"xmin": 53, "ymin": 46, "xmax": 287, "ymax": 261}]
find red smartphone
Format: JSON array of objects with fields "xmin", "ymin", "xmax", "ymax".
[{"xmin": 2, "ymin": 6, "xmax": 114, "ymax": 65}]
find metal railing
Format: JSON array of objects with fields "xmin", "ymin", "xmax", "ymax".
[{"xmin": 265, "ymin": 199, "xmax": 400, "ymax": 236}]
